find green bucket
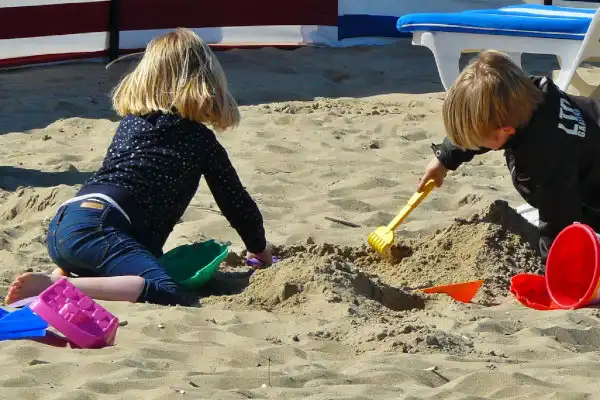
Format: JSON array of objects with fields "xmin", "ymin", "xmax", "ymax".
[{"xmin": 160, "ymin": 240, "xmax": 229, "ymax": 289}]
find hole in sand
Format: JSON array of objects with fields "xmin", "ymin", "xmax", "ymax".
[{"xmin": 352, "ymin": 272, "xmax": 425, "ymax": 311}]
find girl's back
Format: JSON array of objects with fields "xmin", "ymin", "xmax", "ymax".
[{"xmin": 81, "ymin": 113, "xmax": 209, "ymax": 255}]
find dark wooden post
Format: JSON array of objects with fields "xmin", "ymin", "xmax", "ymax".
[{"xmin": 108, "ymin": 0, "xmax": 120, "ymax": 61}]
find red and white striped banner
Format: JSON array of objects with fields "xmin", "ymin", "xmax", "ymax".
[
  {"xmin": 0, "ymin": 0, "xmax": 338, "ymax": 68},
  {"xmin": 0, "ymin": 0, "xmax": 110, "ymax": 67},
  {"xmin": 5, "ymin": 0, "xmax": 598, "ymax": 68},
  {"xmin": 118, "ymin": 0, "xmax": 338, "ymax": 50}
]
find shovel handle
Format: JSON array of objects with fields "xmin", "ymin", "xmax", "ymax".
[{"xmin": 386, "ymin": 180, "xmax": 436, "ymax": 231}]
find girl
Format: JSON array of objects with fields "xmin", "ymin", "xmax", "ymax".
[{"xmin": 5, "ymin": 28, "xmax": 272, "ymax": 306}]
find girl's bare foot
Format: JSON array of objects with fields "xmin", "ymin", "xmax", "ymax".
[{"xmin": 4, "ymin": 272, "xmax": 61, "ymax": 305}]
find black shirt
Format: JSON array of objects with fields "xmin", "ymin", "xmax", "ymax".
[
  {"xmin": 432, "ymin": 76, "xmax": 600, "ymax": 262},
  {"xmin": 78, "ymin": 113, "xmax": 266, "ymax": 257}
]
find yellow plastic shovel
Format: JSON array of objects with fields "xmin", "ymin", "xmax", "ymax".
[{"xmin": 368, "ymin": 179, "xmax": 435, "ymax": 256}]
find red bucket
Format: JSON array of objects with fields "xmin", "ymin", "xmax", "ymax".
[{"xmin": 546, "ymin": 223, "xmax": 600, "ymax": 309}]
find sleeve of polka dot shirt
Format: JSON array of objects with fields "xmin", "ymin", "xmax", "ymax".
[{"xmin": 202, "ymin": 138, "xmax": 267, "ymax": 254}]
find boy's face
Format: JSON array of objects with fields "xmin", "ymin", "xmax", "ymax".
[{"xmin": 480, "ymin": 127, "xmax": 516, "ymax": 149}]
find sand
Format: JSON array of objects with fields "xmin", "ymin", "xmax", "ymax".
[{"xmin": 1, "ymin": 41, "xmax": 600, "ymax": 399}]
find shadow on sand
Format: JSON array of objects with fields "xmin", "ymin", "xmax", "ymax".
[
  {"xmin": 1, "ymin": 40, "xmax": 560, "ymax": 135},
  {"xmin": 0, "ymin": 166, "xmax": 92, "ymax": 191},
  {"xmin": 196, "ymin": 269, "xmax": 255, "ymax": 297}
]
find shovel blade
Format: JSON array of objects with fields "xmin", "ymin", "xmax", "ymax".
[{"xmin": 419, "ymin": 280, "xmax": 484, "ymax": 303}]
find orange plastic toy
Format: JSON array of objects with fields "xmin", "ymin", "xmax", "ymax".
[
  {"xmin": 510, "ymin": 273, "xmax": 560, "ymax": 310},
  {"xmin": 511, "ymin": 223, "xmax": 600, "ymax": 311},
  {"xmin": 415, "ymin": 280, "xmax": 484, "ymax": 303},
  {"xmin": 546, "ymin": 223, "xmax": 600, "ymax": 309}
]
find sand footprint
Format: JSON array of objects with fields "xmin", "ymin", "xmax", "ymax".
[
  {"xmin": 138, "ymin": 347, "xmax": 190, "ymax": 362},
  {"xmin": 327, "ymin": 198, "xmax": 377, "ymax": 213},
  {"xmin": 0, "ymin": 376, "xmax": 39, "ymax": 388},
  {"xmin": 82, "ymin": 378, "xmax": 165, "ymax": 394},
  {"xmin": 265, "ymin": 144, "xmax": 296, "ymax": 155}
]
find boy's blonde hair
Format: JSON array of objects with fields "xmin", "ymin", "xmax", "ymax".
[
  {"xmin": 112, "ymin": 28, "xmax": 240, "ymax": 131},
  {"xmin": 442, "ymin": 50, "xmax": 543, "ymax": 150}
]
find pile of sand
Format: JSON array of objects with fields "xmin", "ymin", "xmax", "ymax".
[
  {"xmin": 213, "ymin": 200, "xmax": 541, "ymax": 305},
  {"xmin": 207, "ymin": 249, "xmax": 473, "ymax": 355},
  {"xmin": 354, "ymin": 199, "xmax": 544, "ymax": 303},
  {"xmin": 201, "ymin": 201, "xmax": 543, "ymax": 355}
]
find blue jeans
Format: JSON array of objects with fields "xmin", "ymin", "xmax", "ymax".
[{"xmin": 46, "ymin": 198, "xmax": 196, "ymax": 306}]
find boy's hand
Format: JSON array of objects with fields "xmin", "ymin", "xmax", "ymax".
[
  {"xmin": 418, "ymin": 157, "xmax": 449, "ymax": 191},
  {"xmin": 247, "ymin": 241, "xmax": 273, "ymax": 266}
]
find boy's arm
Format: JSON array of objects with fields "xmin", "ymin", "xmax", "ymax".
[
  {"xmin": 202, "ymin": 138, "xmax": 267, "ymax": 254},
  {"xmin": 432, "ymin": 137, "xmax": 491, "ymax": 170}
]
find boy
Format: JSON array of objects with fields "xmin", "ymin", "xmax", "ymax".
[{"xmin": 418, "ymin": 50, "xmax": 600, "ymax": 262}]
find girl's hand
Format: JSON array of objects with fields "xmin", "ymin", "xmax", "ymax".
[
  {"xmin": 247, "ymin": 242, "xmax": 273, "ymax": 267},
  {"xmin": 418, "ymin": 157, "xmax": 449, "ymax": 192}
]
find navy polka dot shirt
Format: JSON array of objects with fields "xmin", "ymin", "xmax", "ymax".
[{"xmin": 78, "ymin": 112, "xmax": 266, "ymax": 257}]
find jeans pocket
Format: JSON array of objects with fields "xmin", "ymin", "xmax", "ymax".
[{"xmin": 55, "ymin": 206, "xmax": 112, "ymax": 270}]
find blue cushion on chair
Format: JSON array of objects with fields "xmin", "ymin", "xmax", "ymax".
[{"xmin": 397, "ymin": 4, "xmax": 594, "ymax": 40}]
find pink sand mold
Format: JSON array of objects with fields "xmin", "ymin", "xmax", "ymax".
[{"xmin": 29, "ymin": 279, "xmax": 119, "ymax": 348}]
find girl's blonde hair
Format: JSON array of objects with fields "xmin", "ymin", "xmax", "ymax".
[
  {"xmin": 112, "ymin": 28, "xmax": 240, "ymax": 131},
  {"xmin": 442, "ymin": 50, "xmax": 543, "ymax": 150}
]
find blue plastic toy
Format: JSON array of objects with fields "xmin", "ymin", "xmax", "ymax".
[{"xmin": 0, "ymin": 306, "xmax": 48, "ymax": 341}]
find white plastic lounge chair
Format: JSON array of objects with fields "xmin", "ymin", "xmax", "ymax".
[{"xmin": 397, "ymin": 4, "xmax": 600, "ymax": 96}]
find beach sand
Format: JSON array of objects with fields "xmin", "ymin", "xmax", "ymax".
[{"xmin": 1, "ymin": 40, "xmax": 600, "ymax": 399}]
